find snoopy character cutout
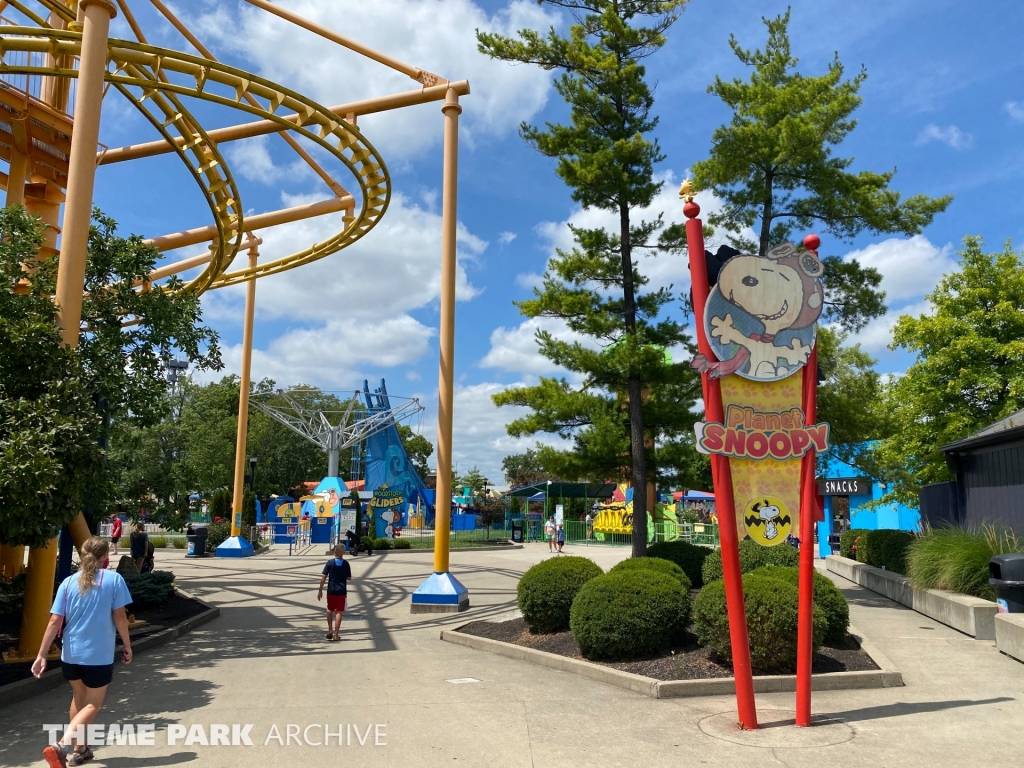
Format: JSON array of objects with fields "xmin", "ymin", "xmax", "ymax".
[
  {"xmin": 742, "ymin": 496, "xmax": 792, "ymax": 545},
  {"xmin": 693, "ymin": 242, "xmax": 824, "ymax": 382}
]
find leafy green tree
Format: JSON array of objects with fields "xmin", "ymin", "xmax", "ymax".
[
  {"xmin": 871, "ymin": 237, "xmax": 1024, "ymax": 504},
  {"xmin": 692, "ymin": 10, "xmax": 951, "ymax": 333},
  {"xmin": 397, "ymin": 423, "xmax": 433, "ymax": 478},
  {"xmin": 502, "ymin": 448, "xmax": 557, "ymax": 490},
  {"xmin": 0, "ymin": 208, "xmax": 220, "ymax": 547},
  {"xmin": 479, "ymin": 0, "xmax": 694, "ymax": 556}
]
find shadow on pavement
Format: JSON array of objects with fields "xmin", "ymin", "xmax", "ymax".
[
  {"xmin": 97, "ymin": 751, "xmax": 198, "ymax": 767},
  {"xmin": 824, "ymin": 696, "xmax": 1015, "ymax": 723}
]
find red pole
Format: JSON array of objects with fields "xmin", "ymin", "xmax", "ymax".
[
  {"xmin": 795, "ymin": 233, "xmax": 821, "ymax": 727},
  {"xmin": 684, "ymin": 196, "xmax": 758, "ymax": 730}
]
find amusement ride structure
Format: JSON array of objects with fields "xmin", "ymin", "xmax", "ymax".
[{"xmin": 1, "ymin": 0, "xmax": 470, "ymax": 664}]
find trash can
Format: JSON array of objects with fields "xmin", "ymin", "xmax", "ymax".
[
  {"xmin": 989, "ymin": 553, "xmax": 1024, "ymax": 613},
  {"xmin": 186, "ymin": 525, "xmax": 208, "ymax": 558},
  {"xmin": 511, "ymin": 520, "xmax": 524, "ymax": 543}
]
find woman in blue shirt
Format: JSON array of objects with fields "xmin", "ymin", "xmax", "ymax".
[{"xmin": 32, "ymin": 536, "xmax": 134, "ymax": 767}]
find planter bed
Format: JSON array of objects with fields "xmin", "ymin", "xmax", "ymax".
[
  {"xmin": 443, "ymin": 617, "xmax": 902, "ymax": 698},
  {"xmin": 825, "ymin": 555, "xmax": 998, "ymax": 640},
  {"xmin": 0, "ymin": 587, "xmax": 216, "ymax": 692}
]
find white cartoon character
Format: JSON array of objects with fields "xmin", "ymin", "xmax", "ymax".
[
  {"xmin": 757, "ymin": 500, "xmax": 782, "ymax": 540},
  {"xmin": 379, "ymin": 507, "xmax": 398, "ymax": 539},
  {"xmin": 743, "ymin": 496, "xmax": 792, "ymax": 545},
  {"xmin": 694, "ymin": 243, "xmax": 824, "ymax": 381}
]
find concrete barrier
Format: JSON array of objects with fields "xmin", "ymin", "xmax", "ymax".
[
  {"xmin": 995, "ymin": 613, "xmax": 1024, "ymax": 663},
  {"xmin": 825, "ymin": 555, "xmax": 998, "ymax": 640}
]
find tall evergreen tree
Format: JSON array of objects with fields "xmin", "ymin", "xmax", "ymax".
[
  {"xmin": 692, "ymin": 9, "xmax": 952, "ymax": 333},
  {"xmin": 479, "ymin": 0, "xmax": 694, "ymax": 556}
]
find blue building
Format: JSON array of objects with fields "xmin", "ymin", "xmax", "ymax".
[{"xmin": 816, "ymin": 447, "xmax": 919, "ymax": 557}]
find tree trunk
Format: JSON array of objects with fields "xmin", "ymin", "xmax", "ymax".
[
  {"xmin": 758, "ymin": 169, "xmax": 774, "ymax": 257},
  {"xmin": 618, "ymin": 200, "xmax": 647, "ymax": 558}
]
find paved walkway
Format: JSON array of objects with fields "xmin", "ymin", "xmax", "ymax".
[{"xmin": 2, "ymin": 543, "xmax": 1023, "ymax": 767}]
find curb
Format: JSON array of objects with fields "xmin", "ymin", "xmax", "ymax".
[
  {"xmin": 322, "ymin": 544, "xmax": 525, "ymax": 555},
  {"xmin": 440, "ymin": 622, "xmax": 902, "ymax": 700},
  {"xmin": 0, "ymin": 588, "xmax": 220, "ymax": 710}
]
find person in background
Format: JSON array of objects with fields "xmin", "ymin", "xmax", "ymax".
[
  {"xmin": 544, "ymin": 515, "xmax": 556, "ymax": 553},
  {"xmin": 556, "ymin": 522, "xmax": 566, "ymax": 553},
  {"xmin": 141, "ymin": 541, "xmax": 155, "ymax": 574},
  {"xmin": 33, "ymin": 537, "xmax": 133, "ymax": 767},
  {"xmin": 317, "ymin": 544, "xmax": 353, "ymax": 642},
  {"xmin": 585, "ymin": 512, "xmax": 594, "ymax": 540},
  {"xmin": 109, "ymin": 516, "xmax": 122, "ymax": 557},
  {"xmin": 129, "ymin": 523, "xmax": 149, "ymax": 572}
]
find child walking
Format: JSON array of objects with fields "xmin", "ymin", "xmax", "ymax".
[{"xmin": 317, "ymin": 544, "xmax": 352, "ymax": 642}]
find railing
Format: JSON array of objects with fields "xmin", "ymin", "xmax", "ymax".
[{"xmin": 0, "ymin": 16, "xmax": 78, "ymax": 117}]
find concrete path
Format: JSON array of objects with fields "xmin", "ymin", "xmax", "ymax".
[{"xmin": 2, "ymin": 542, "xmax": 1023, "ymax": 767}]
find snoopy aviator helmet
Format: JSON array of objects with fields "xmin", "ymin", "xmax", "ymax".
[{"xmin": 698, "ymin": 242, "xmax": 825, "ymax": 382}]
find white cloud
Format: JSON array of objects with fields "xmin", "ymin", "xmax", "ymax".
[
  {"xmin": 199, "ymin": 191, "xmax": 485, "ymax": 325},
  {"xmin": 201, "ymin": 315, "xmax": 434, "ymax": 389},
  {"xmin": 1006, "ymin": 102, "xmax": 1024, "ymax": 123},
  {"xmin": 480, "ymin": 316, "xmax": 597, "ymax": 375},
  {"xmin": 191, "ymin": 0, "xmax": 558, "ymax": 159},
  {"xmin": 224, "ymin": 135, "xmax": 309, "ymax": 185},
  {"xmin": 498, "ymin": 231, "xmax": 517, "ymax": 245},
  {"xmin": 416, "ymin": 381, "xmax": 569, "ymax": 487},
  {"xmin": 849, "ymin": 300, "xmax": 931, "ymax": 353},
  {"xmin": 515, "ymin": 272, "xmax": 543, "ymax": 290},
  {"xmin": 915, "ymin": 124, "xmax": 973, "ymax": 149},
  {"xmin": 841, "ymin": 235, "xmax": 955, "ymax": 302}
]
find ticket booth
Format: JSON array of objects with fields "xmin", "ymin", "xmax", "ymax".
[{"xmin": 308, "ymin": 497, "xmax": 336, "ymax": 545}]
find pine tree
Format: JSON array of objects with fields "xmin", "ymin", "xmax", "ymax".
[{"xmin": 479, "ymin": 0, "xmax": 695, "ymax": 556}]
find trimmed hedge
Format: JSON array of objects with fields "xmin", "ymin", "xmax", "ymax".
[
  {"xmin": 570, "ymin": 571, "xmax": 689, "ymax": 660},
  {"xmin": 124, "ymin": 570, "xmax": 175, "ymax": 609},
  {"xmin": 859, "ymin": 529, "xmax": 915, "ymax": 574},
  {"xmin": 839, "ymin": 528, "xmax": 869, "ymax": 559},
  {"xmin": 610, "ymin": 556, "xmax": 691, "ymax": 592},
  {"xmin": 751, "ymin": 565, "xmax": 850, "ymax": 644},
  {"xmin": 693, "ymin": 573, "xmax": 827, "ymax": 674},
  {"xmin": 645, "ymin": 540, "xmax": 711, "ymax": 587},
  {"xmin": 374, "ymin": 538, "xmax": 393, "ymax": 551},
  {"xmin": 393, "ymin": 539, "xmax": 412, "ymax": 549},
  {"xmin": 701, "ymin": 539, "xmax": 800, "ymax": 584},
  {"xmin": 517, "ymin": 556, "xmax": 603, "ymax": 633}
]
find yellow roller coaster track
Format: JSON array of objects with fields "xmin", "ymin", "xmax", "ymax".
[{"xmin": 0, "ymin": 23, "xmax": 391, "ymax": 294}]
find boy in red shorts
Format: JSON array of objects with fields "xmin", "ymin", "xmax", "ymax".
[{"xmin": 318, "ymin": 544, "xmax": 352, "ymax": 642}]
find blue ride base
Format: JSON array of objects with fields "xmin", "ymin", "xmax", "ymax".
[
  {"xmin": 216, "ymin": 536, "xmax": 254, "ymax": 558},
  {"xmin": 410, "ymin": 571, "xmax": 469, "ymax": 613}
]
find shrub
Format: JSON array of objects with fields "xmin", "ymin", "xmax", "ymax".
[
  {"xmin": 862, "ymin": 529, "xmax": 915, "ymax": 574},
  {"xmin": 124, "ymin": 570, "xmax": 175, "ymax": 609},
  {"xmin": 116, "ymin": 555, "xmax": 139, "ymax": 576},
  {"xmin": 209, "ymin": 489, "xmax": 232, "ymax": 521},
  {"xmin": 646, "ymin": 540, "xmax": 711, "ymax": 587},
  {"xmin": 610, "ymin": 556, "xmax": 691, "ymax": 592},
  {"xmin": 149, "ymin": 536, "xmax": 168, "ymax": 549},
  {"xmin": 393, "ymin": 539, "xmax": 412, "ymax": 550},
  {"xmin": 375, "ymin": 538, "xmax": 393, "ymax": 551},
  {"xmin": 840, "ymin": 528, "xmax": 870, "ymax": 559},
  {"xmin": 517, "ymin": 556, "xmax": 603, "ymax": 633},
  {"xmin": 751, "ymin": 565, "xmax": 849, "ymax": 644},
  {"xmin": 570, "ymin": 571, "xmax": 689, "ymax": 660},
  {"xmin": 172, "ymin": 537, "xmax": 186, "ymax": 549},
  {"xmin": 0, "ymin": 573, "xmax": 27, "ymax": 618},
  {"xmin": 693, "ymin": 574, "xmax": 827, "ymax": 674},
  {"xmin": 701, "ymin": 539, "xmax": 799, "ymax": 584},
  {"xmin": 908, "ymin": 525, "xmax": 1023, "ymax": 600},
  {"xmin": 204, "ymin": 521, "xmax": 231, "ymax": 553}
]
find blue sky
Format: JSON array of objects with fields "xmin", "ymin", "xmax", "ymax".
[{"xmin": 63, "ymin": 0, "xmax": 1024, "ymax": 484}]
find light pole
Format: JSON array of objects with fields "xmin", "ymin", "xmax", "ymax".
[{"xmin": 248, "ymin": 455, "xmax": 259, "ymax": 491}]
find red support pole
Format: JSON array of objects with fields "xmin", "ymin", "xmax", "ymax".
[
  {"xmin": 684, "ymin": 197, "xmax": 758, "ymax": 730},
  {"xmin": 795, "ymin": 234, "xmax": 821, "ymax": 727}
]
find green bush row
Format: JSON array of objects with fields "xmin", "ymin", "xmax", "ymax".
[
  {"xmin": 645, "ymin": 540, "xmax": 711, "ymax": 587},
  {"xmin": 856, "ymin": 529, "xmax": 915, "ymax": 574},
  {"xmin": 751, "ymin": 565, "xmax": 849, "ymax": 644},
  {"xmin": 701, "ymin": 539, "xmax": 799, "ymax": 584},
  {"xmin": 517, "ymin": 556, "xmax": 603, "ymax": 634},
  {"xmin": 124, "ymin": 570, "xmax": 175, "ymax": 609},
  {"xmin": 839, "ymin": 528, "xmax": 869, "ymax": 559}
]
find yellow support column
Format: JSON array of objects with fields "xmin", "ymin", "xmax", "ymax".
[
  {"xmin": 14, "ymin": 0, "xmax": 117, "ymax": 663},
  {"xmin": 411, "ymin": 88, "xmax": 468, "ymax": 613},
  {"xmin": 0, "ymin": 544, "xmax": 25, "ymax": 577},
  {"xmin": 217, "ymin": 236, "xmax": 259, "ymax": 558}
]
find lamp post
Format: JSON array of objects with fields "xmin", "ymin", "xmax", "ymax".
[{"xmin": 248, "ymin": 455, "xmax": 259, "ymax": 491}]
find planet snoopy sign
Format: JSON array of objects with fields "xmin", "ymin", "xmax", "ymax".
[{"xmin": 692, "ymin": 241, "xmax": 830, "ymax": 546}]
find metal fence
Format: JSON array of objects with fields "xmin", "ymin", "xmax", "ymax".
[{"xmin": 549, "ymin": 520, "xmax": 719, "ymax": 548}]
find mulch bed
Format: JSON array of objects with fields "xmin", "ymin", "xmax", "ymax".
[
  {"xmin": 456, "ymin": 618, "xmax": 878, "ymax": 681},
  {"xmin": 0, "ymin": 588, "xmax": 209, "ymax": 688}
]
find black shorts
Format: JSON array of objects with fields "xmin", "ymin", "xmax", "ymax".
[
  {"xmin": 62, "ymin": 663, "xmax": 114, "ymax": 688},
  {"xmin": 111, "ymin": 537, "xmax": 120, "ymax": 544}
]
